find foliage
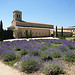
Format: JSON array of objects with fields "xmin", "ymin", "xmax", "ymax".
[
  {"xmin": 61, "ymin": 26, "xmax": 63, "ymax": 37},
  {"xmin": 42, "ymin": 46, "xmax": 47, "ymax": 51},
  {"xmin": 2, "ymin": 51, "xmax": 16, "ymax": 62},
  {"xmin": 0, "ymin": 20, "xmax": 3, "ymax": 41},
  {"xmin": 20, "ymin": 50, "xmax": 28, "ymax": 56},
  {"xmin": 52, "ymin": 51, "xmax": 61, "ymax": 58},
  {"xmin": 29, "ymin": 50, "xmax": 41, "ymax": 56},
  {"xmin": 58, "ymin": 37, "xmax": 65, "ymax": 39},
  {"xmin": 6, "ymin": 57, "xmax": 20, "ymax": 66},
  {"xmin": 42, "ymin": 61, "xmax": 64, "ymax": 75},
  {"xmin": 15, "ymin": 47, "xmax": 21, "ymax": 51},
  {"xmin": 0, "ymin": 39, "xmax": 75, "ymax": 74},
  {"xmin": 59, "ymin": 47, "xmax": 67, "ymax": 52},
  {"xmin": 26, "ymin": 30, "xmax": 28, "ymax": 39},
  {"xmin": 63, "ymin": 52, "xmax": 75, "ymax": 62},
  {"xmin": 21, "ymin": 56, "xmax": 41, "ymax": 73},
  {"xmin": 3, "ymin": 29, "xmax": 14, "ymax": 40},
  {"xmin": 68, "ymin": 44, "xmax": 75, "ymax": 50},
  {"xmin": 40, "ymin": 52, "xmax": 53, "ymax": 61},
  {"xmin": 56, "ymin": 26, "xmax": 58, "ymax": 37},
  {"xmin": 30, "ymin": 30, "xmax": 32, "ymax": 38}
]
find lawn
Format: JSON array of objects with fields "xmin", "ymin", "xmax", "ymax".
[{"xmin": 0, "ymin": 39, "xmax": 75, "ymax": 75}]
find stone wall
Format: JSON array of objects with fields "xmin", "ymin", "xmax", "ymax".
[
  {"xmin": 16, "ymin": 27, "xmax": 50, "ymax": 38},
  {"xmin": 57, "ymin": 32, "xmax": 73, "ymax": 37}
]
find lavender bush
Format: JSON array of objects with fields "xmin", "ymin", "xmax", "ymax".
[
  {"xmin": 20, "ymin": 55, "xmax": 42, "ymax": 73},
  {"xmin": 52, "ymin": 51, "xmax": 61, "ymax": 58},
  {"xmin": 2, "ymin": 50, "xmax": 16, "ymax": 62},
  {"xmin": 20, "ymin": 49, "xmax": 28, "ymax": 56},
  {"xmin": 42, "ymin": 61, "xmax": 64, "ymax": 75},
  {"xmin": 63, "ymin": 52, "xmax": 75, "ymax": 62},
  {"xmin": 40, "ymin": 51, "xmax": 53, "ymax": 61},
  {"xmin": 29, "ymin": 50, "xmax": 41, "ymax": 56},
  {"xmin": 0, "ymin": 39, "xmax": 75, "ymax": 74}
]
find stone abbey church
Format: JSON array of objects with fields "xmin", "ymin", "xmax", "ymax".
[
  {"xmin": 8, "ymin": 10, "xmax": 75, "ymax": 38},
  {"xmin": 8, "ymin": 10, "xmax": 54, "ymax": 38}
]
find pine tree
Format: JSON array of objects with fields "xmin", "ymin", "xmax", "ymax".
[
  {"xmin": 61, "ymin": 26, "xmax": 63, "ymax": 37},
  {"xmin": 56, "ymin": 26, "xmax": 58, "ymax": 37},
  {"xmin": 0, "ymin": 20, "xmax": 3, "ymax": 41}
]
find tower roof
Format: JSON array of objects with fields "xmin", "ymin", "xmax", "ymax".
[{"xmin": 13, "ymin": 10, "xmax": 22, "ymax": 13}]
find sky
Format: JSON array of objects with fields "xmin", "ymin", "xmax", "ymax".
[{"xmin": 0, "ymin": 0, "xmax": 75, "ymax": 29}]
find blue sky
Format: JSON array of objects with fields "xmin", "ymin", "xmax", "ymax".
[{"xmin": 0, "ymin": 0, "xmax": 75, "ymax": 29}]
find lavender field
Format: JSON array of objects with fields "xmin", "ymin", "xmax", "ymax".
[{"xmin": 0, "ymin": 39, "xmax": 75, "ymax": 75}]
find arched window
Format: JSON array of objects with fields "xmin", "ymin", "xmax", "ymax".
[{"xmin": 17, "ymin": 15, "xmax": 18, "ymax": 18}]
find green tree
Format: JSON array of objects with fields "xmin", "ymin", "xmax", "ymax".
[
  {"xmin": 3, "ymin": 29, "xmax": 14, "ymax": 40},
  {"xmin": 61, "ymin": 26, "xmax": 63, "ymax": 37},
  {"xmin": 56, "ymin": 26, "xmax": 58, "ymax": 37},
  {"xmin": 0, "ymin": 20, "xmax": 3, "ymax": 41},
  {"xmin": 30, "ymin": 30, "xmax": 32, "ymax": 38},
  {"xmin": 26, "ymin": 30, "xmax": 28, "ymax": 39}
]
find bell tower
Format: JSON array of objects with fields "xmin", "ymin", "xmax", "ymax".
[{"xmin": 13, "ymin": 10, "xmax": 22, "ymax": 21}]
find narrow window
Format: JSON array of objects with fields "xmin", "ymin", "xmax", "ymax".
[
  {"xmin": 17, "ymin": 15, "xmax": 18, "ymax": 18},
  {"xmin": 19, "ymin": 15, "xmax": 20, "ymax": 18}
]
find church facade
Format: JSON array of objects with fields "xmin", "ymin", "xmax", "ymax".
[{"xmin": 8, "ymin": 10, "xmax": 54, "ymax": 38}]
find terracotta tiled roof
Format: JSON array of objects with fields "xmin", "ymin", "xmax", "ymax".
[{"xmin": 16, "ymin": 20, "xmax": 54, "ymax": 26}]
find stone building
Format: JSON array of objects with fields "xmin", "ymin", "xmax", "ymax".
[
  {"xmin": 54, "ymin": 27, "xmax": 75, "ymax": 37},
  {"xmin": 8, "ymin": 10, "xmax": 54, "ymax": 38}
]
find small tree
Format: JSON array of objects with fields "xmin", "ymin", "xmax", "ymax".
[
  {"xmin": 56, "ymin": 26, "xmax": 58, "ymax": 37},
  {"xmin": 61, "ymin": 26, "xmax": 63, "ymax": 37},
  {"xmin": 0, "ymin": 20, "xmax": 3, "ymax": 41},
  {"xmin": 30, "ymin": 30, "xmax": 32, "ymax": 38},
  {"xmin": 26, "ymin": 30, "xmax": 28, "ymax": 39}
]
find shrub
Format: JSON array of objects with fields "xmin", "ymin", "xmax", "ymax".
[
  {"xmin": 29, "ymin": 50, "xmax": 41, "ymax": 56},
  {"xmin": 2, "ymin": 51, "xmax": 16, "ymax": 62},
  {"xmin": 63, "ymin": 52, "xmax": 75, "ymax": 62},
  {"xmin": 40, "ymin": 52, "xmax": 53, "ymax": 61},
  {"xmin": 42, "ymin": 46, "xmax": 47, "ymax": 51},
  {"xmin": 20, "ymin": 50, "xmax": 28, "ymax": 56},
  {"xmin": 52, "ymin": 51, "xmax": 61, "ymax": 58},
  {"xmin": 15, "ymin": 47, "xmax": 21, "ymax": 51},
  {"xmin": 58, "ymin": 37, "xmax": 65, "ymax": 39},
  {"xmin": 0, "ymin": 48, "xmax": 3, "ymax": 56},
  {"xmin": 60, "ymin": 47, "xmax": 67, "ymax": 52},
  {"xmin": 42, "ymin": 61, "xmax": 64, "ymax": 75},
  {"xmin": 21, "ymin": 56, "xmax": 41, "ymax": 73},
  {"xmin": 68, "ymin": 44, "xmax": 75, "ymax": 49}
]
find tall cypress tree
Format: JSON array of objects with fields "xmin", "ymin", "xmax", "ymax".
[
  {"xmin": 26, "ymin": 30, "xmax": 28, "ymax": 39},
  {"xmin": 56, "ymin": 26, "xmax": 58, "ymax": 37},
  {"xmin": 0, "ymin": 20, "xmax": 3, "ymax": 41},
  {"xmin": 30, "ymin": 30, "xmax": 32, "ymax": 38},
  {"xmin": 61, "ymin": 26, "xmax": 63, "ymax": 37}
]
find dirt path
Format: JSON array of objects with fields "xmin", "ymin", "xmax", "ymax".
[{"xmin": 0, "ymin": 61, "xmax": 26, "ymax": 75}]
